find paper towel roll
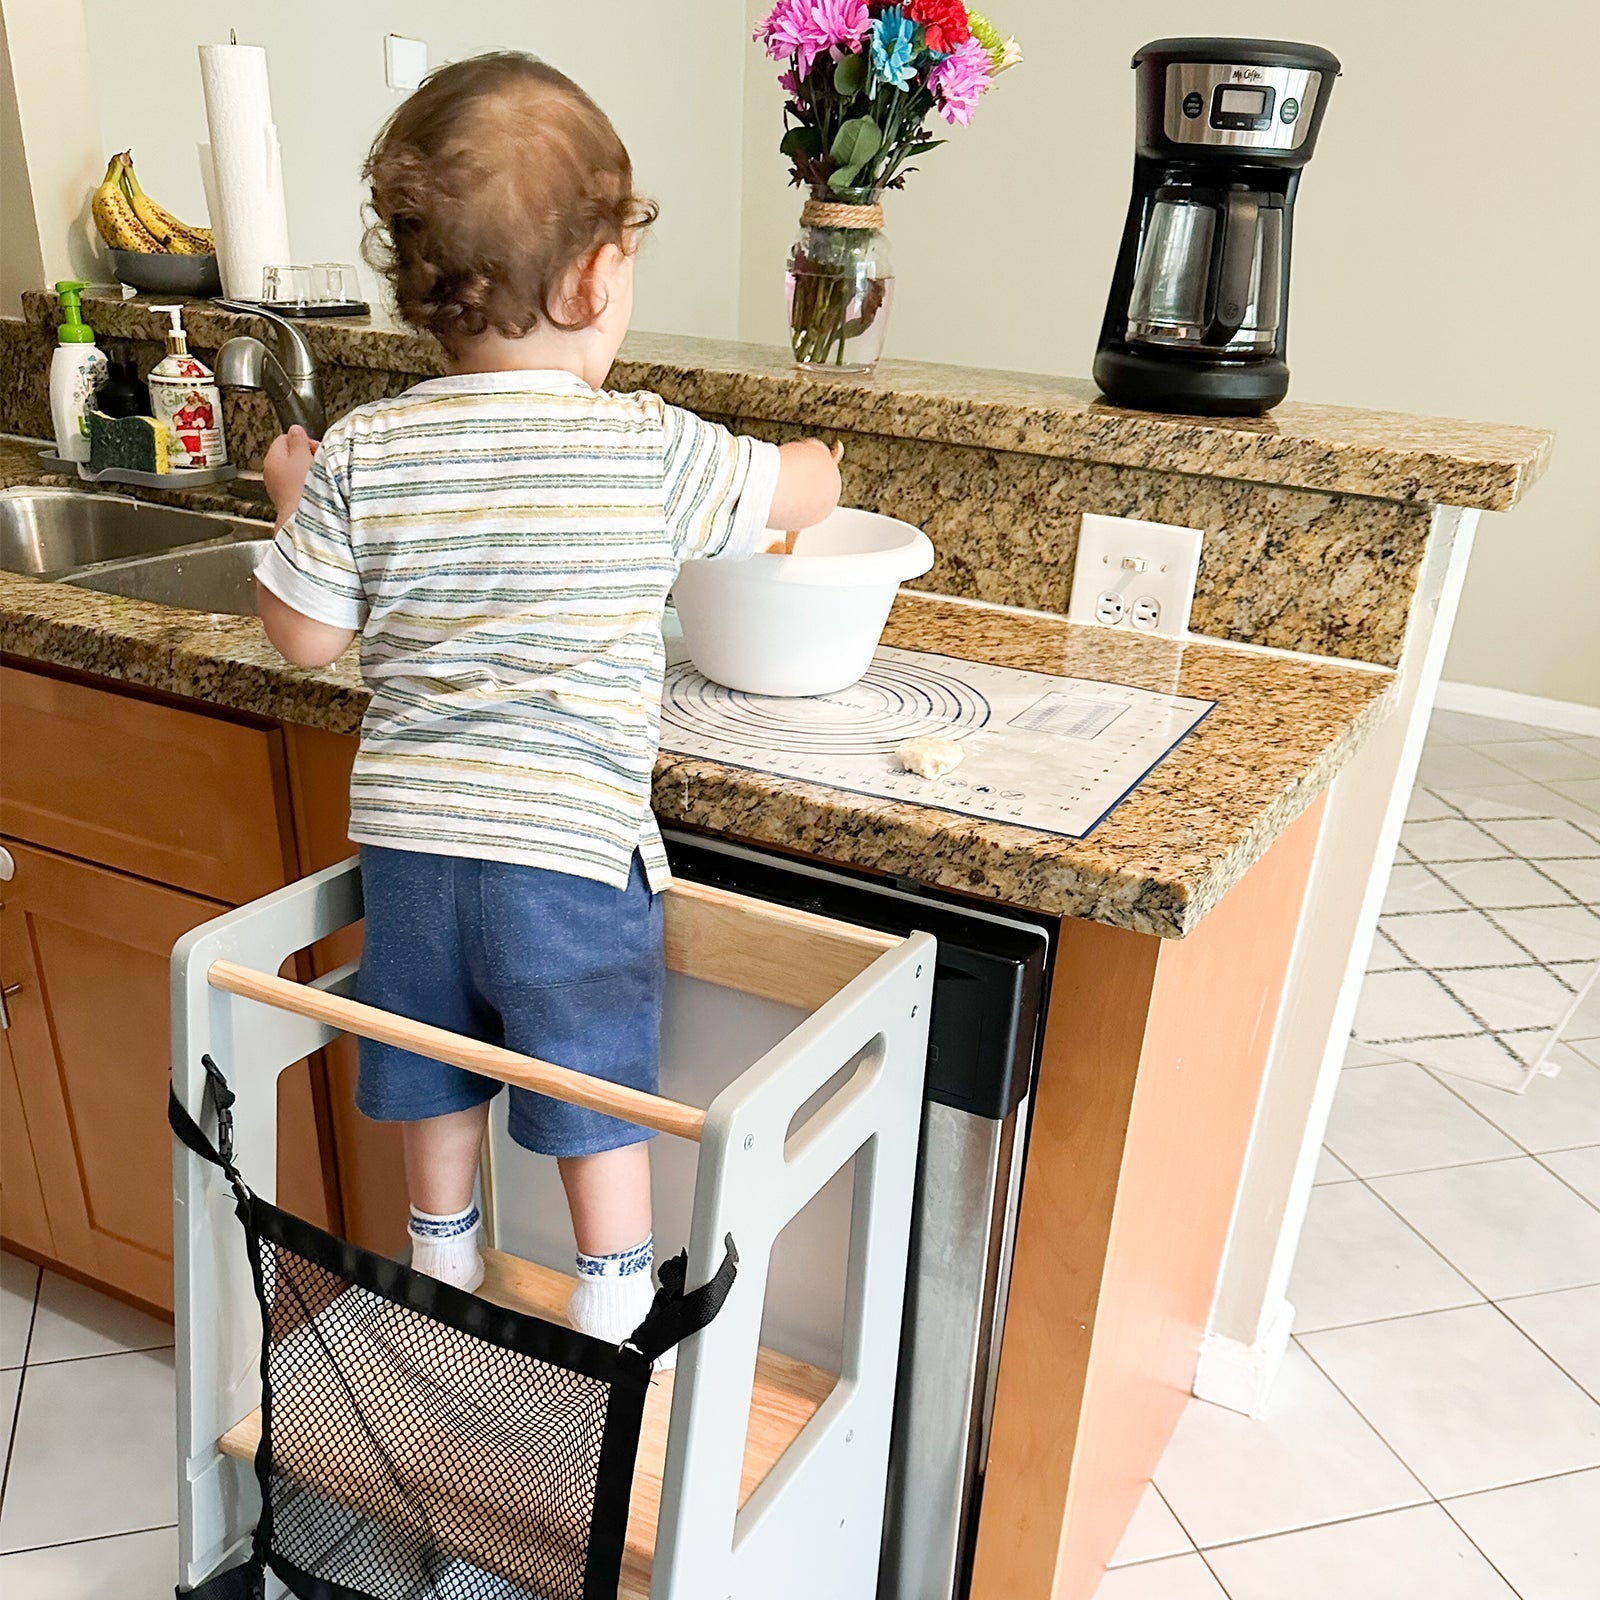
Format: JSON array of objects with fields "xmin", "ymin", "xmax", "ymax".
[{"xmin": 198, "ymin": 43, "xmax": 292, "ymax": 300}]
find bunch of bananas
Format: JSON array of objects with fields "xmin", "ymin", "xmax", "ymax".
[{"xmin": 92, "ymin": 152, "xmax": 215, "ymax": 256}]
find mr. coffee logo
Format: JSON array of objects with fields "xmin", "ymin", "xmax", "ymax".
[{"xmin": 1230, "ymin": 67, "xmax": 1265, "ymax": 81}]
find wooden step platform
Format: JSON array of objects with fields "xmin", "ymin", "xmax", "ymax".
[{"xmin": 218, "ymin": 1247, "xmax": 833, "ymax": 1598}]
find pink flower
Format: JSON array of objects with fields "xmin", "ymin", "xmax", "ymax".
[
  {"xmin": 756, "ymin": 0, "xmax": 872, "ymax": 78},
  {"xmin": 927, "ymin": 35, "xmax": 992, "ymax": 125}
]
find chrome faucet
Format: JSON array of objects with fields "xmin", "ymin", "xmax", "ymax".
[{"xmin": 214, "ymin": 302, "xmax": 326, "ymax": 441}]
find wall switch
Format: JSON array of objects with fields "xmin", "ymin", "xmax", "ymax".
[
  {"xmin": 385, "ymin": 34, "xmax": 428, "ymax": 91},
  {"xmin": 1068, "ymin": 513, "xmax": 1203, "ymax": 640}
]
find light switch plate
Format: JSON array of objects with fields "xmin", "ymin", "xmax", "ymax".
[
  {"xmin": 385, "ymin": 34, "xmax": 428, "ymax": 91},
  {"xmin": 1068, "ymin": 513, "xmax": 1203, "ymax": 641}
]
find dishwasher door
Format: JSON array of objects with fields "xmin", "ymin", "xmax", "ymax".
[{"xmin": 660, "ymin": 834, "xmax": 1051, "ymax": 1600}]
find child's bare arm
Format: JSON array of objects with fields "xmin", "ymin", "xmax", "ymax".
[
  {"xmin": 767, "ymin": 439, "xmax": 842, "ymax": 532},
  {"xmin": 257, "ymin": 582, "xmax": 356, "ymax": 668},
  {"xmin": 255, "ymin": 424, "xmax": 357, "ymax": 667}
]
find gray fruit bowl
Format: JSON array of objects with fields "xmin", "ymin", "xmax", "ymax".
[{"xmin": 108, "ymin": 248, "xmax": 222, "ymax": 298}]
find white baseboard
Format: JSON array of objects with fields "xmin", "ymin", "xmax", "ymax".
[
  {"xmin": 1192, "ymin": 1299, "xmax": 1295, "ymax": 1418},
  {"xmin": 1435, "ymin": 679, "xmax": 1600, "ymax": 737}
]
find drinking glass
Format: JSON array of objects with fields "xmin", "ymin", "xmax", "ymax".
[{"xmin": 261, "ymin": 264, "xmax": 313, "ymax": 305}]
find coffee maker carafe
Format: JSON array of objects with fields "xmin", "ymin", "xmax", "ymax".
[{"xmin": 1094, "ymin": 39, "xmax": 1339, "ymax": 416}]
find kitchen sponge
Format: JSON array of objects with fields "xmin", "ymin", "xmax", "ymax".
[{"xmin": 87, "ymin": 408, "xmax": 169, "ymax": 475}]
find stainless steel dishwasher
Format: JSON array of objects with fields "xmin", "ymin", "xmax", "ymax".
[{"xmin": 663, "ymin": 832, "xmax": 1052, "ymax": 1600}]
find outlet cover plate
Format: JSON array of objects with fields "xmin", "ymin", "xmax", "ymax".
[{"xmin": 1068, "ymin": 513, "xmax": 1203, "ymax": 640}]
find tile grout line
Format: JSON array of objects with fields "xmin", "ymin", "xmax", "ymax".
[
  {"xmin": 0, "ymin": 1520, "xmax": 179, "ymax": 1559},
  {"xmin": 0, "ymin": 1266, "xmax": 41, "ymax": 1521},
  {"xmin": 20, "ymin": 1344, "xmax": 176, "ymax": 1371},
  {"xmin": 1286, "ymin": 1324, "xmax": 1600, "ymax": 1523},
  {"xmin": 1528, "ymin": 1149, "xmax": 1600, "ymax": 1218},
  {"xmin": 1156, "ymin": 1448, "xmax": 1600, "ymax": 1567},
  {"xmin": 1423, "ymin": 1058, "xmax": 1600, "ymax": 1164},
  {"xmin": 1345, "ymin": 1164, "xmax": 1519, "ymax": 1306},
  {"xmin": 1479, "ymin": 1292, "xmax": 1600, "ymax": 1410},
  {"xmin": 1431, "ymin": 1493, "xmax": 1530, "ymax": 1599}
]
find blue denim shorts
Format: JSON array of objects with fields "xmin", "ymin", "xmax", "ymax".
[{"xmin": 354, "ymin": 845, "xmax": 663, "ymax": 1157}]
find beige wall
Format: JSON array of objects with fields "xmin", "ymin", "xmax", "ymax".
[
  {"xmin": 3, "ymin": 0, "xmax": 104, "ymax": 298},
  {"xmin": 76, "ymin": 0, "xmax": 748, "ymax": 340},
  {"xmin": 0, "ymin": 9, "xmax": 44, "ymax": 313},
  {"xmin": 739, "ymin": 0, "xmax": 1596, "ymax": 708}
]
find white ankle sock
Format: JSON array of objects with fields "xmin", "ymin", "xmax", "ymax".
[
  {"xmin": 408, "ymin": 1203, "xmax": 484, "ymax": 1293},
  {"xmin": 568, "ymin": 1236, "xmax": 672, "ymax": 1369}
]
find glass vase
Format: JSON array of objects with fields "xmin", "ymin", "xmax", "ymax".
[{"xmin": 786, "ymin": 192, "xmax": 895, "ymax": 374}]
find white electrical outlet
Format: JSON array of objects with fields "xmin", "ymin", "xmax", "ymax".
[
  {"xmin": 385, "ymin": 34, "xmax": 428, "ymax": 91},
  {"xmin": 1068, "ymin": 513, "xmax": 1203, "ymax": 640}
]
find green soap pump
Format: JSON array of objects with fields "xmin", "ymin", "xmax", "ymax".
[{"xmin": 49, "ymin": 281, "xmax": 109, "ymax": 467}]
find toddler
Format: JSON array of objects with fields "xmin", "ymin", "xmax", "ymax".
[{"xmin": 256, "ymin": 53, "xmax": 840, "ymax": 1346}]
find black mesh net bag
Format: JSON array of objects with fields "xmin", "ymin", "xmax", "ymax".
[{"xmin": 171, "ymin": 1056, "xmax": 736, "ymax": 1600}]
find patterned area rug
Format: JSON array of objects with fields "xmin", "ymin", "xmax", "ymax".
[{"xmin": 1353, "ymin": 787, "xmax": 1600, "ymax": 1090}]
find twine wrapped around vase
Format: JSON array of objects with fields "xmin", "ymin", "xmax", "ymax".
[{"xmin": 800, "ymin": 198, "xmax": 886, "ymax": 231}]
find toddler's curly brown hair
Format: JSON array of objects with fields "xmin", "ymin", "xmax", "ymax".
[{"xmin": 362, "ymin": 53, "xmax": 656, "ymax": 352}]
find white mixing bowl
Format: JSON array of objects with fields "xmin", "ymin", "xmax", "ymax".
[{"xmin": 672, "ymin": 507, "xmax": 935, "ymax": 696}]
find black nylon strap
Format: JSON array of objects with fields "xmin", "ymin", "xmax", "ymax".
[
  {"xmin": 169, "ymin": 1055, "xmax": 249, "ymax": 1204},
  {"xmin": 624, "ymin": 1234, "xmax": 740, "ymax": 1365}
]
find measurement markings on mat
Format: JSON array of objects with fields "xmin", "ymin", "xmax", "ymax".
[
  {"xmin": 660, "ymin": 645, "xmax": 1215, "ymax": 839},
  {"xmin": 1009, "ymin": 692, "xmax": 1127, "ymax": 741}
]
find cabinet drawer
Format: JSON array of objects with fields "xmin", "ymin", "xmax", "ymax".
[{"xmin": 1, "ymin": 666, "xmax": 294, "ymax": 902}]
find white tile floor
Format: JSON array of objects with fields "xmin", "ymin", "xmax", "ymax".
[
  {"xmin": 0, "ymin": 711, "xmax": 1595, "ymax": 1598},
  {"xmin": 1105, "ymin": 711, "xmax": 1600, "ymax": 1599}
]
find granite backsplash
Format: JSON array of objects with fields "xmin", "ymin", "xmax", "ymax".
[{"xmin": 3, "ymin": 295, "xmax": 1548, "ymax": 670}]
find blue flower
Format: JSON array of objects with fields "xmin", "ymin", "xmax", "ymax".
[{"xmin": 870, "ymin": 6, "xmax": 918, "ymax": 90}]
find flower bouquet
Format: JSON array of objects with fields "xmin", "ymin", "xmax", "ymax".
[{"xmin": 755, "ymin": 0, "xmax": 1021, "ymax": 371}]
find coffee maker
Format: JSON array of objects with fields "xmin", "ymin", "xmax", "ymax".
[{"xmin": 1093, "ymin": 38, "xmax": 1340, "ymax": 415}]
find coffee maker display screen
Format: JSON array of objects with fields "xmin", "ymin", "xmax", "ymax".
[
  {"xmin": 1209, "ymin": 82, "xmax": 1276, "ymax": 130},
  {"xmin": 1218, "ymin": 87, "xmax": 1267, "ymax": 114}
]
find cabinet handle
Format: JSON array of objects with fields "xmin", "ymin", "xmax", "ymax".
[
  {"xmin": 0, "ymin": 845, "xmax": 12, "ymax": 882},
  {"xmin": 0, "ymin": 981, "xmax": 20, "ymax": 1030}
]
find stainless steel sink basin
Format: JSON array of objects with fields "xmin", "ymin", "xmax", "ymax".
[
  {"xmin": 65, "ymin": 539, "xmax": 273, "ymax": 617},
  {"xmin": 0, "ymin": 485, "xmax": 264, "ymax": 577}
]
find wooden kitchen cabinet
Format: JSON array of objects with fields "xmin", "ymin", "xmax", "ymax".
[
  {"xmin": 0, "ymin": 654, "xmax": 355, "ymax": 1304},
  {"xmin": 0, "ymin": 840, "xmax": 228, "ymax": 1306},
  {"xmin": 1, "ymin": 1029, "xmax": 55, "ymax": 1259},
  {"xmin": 0, "ymin": 838, "xmax": 335, "ymax": 1307},
  {"xmin": 1, "ymin": 664, "xmax": 296, "ymax": 904}
]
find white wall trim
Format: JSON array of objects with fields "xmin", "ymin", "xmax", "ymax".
[
  {"xmin": 1192, "ymin": 1298, "xmax": 1295, "ymax": 1419},
  {"xmin": 1435, "ymin": 679, "xmax": 1600, "ymax": 737}
]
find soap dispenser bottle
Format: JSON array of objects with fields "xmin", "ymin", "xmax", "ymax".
[
  {"xmin": 49, "ymin": 281, "xmax": 109, "ymax": 465},
  {"xmin": 148, "ymin": 304, "xmax": 228, "ymax": 470}
]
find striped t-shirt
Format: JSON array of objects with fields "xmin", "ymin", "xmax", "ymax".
[{"xmin": 255, "ymin": 370, "xmax": 780, "ymax": 890}]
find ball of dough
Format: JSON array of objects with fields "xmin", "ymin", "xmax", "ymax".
[{"xmin": 895, "ymin": 736, "xmax": 965, "ymax": 779}]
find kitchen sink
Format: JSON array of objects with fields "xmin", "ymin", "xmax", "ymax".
[
  {"xmin": 0, "ymin": 485, "xmax": 263, "ymax": 577},
  {"xmin": 64, "ymin": 538, "xmax": 274, "ymax": 616}
]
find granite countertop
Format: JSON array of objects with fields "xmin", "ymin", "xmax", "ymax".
[
  {"xmin": 18, "ymin": 292, "xmax": 1553, "ymax": 513},
  {"xmin": 0, "ymin": 440, "xmax": 1391, "ymax": 936}
]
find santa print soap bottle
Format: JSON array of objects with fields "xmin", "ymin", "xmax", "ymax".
[{"xmin": 148, "ymin": 305, "xmax": 228, "ymax": 470}]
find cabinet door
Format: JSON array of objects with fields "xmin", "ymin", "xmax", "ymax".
[
  {"xmin": 1, "ymin": 839, "xmax": 335, "ymax": 1303},
  {"xmin": 1, "ymin": 1029, "xmax": 54, "ymax": 1258},
  {"xmin": 0, "ymin": 841, "xmax": 231, "ymax": 1309},
  {"xmin": 0, "ymin": 665, "xmax": 296, "ymax": 903}
]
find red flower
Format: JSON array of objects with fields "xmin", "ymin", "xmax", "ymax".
[{"xmin": 908, "ymin": 0, "xmax": 971, "ymax": 54}]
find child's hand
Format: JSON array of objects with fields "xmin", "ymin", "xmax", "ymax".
[
  {"xmin": 263, "ymin": 425, "xmax": 320, "ymax": 527},
  {"xmin": 767, "ymin": 437, "xmax": 842, "ymax": 536}
]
